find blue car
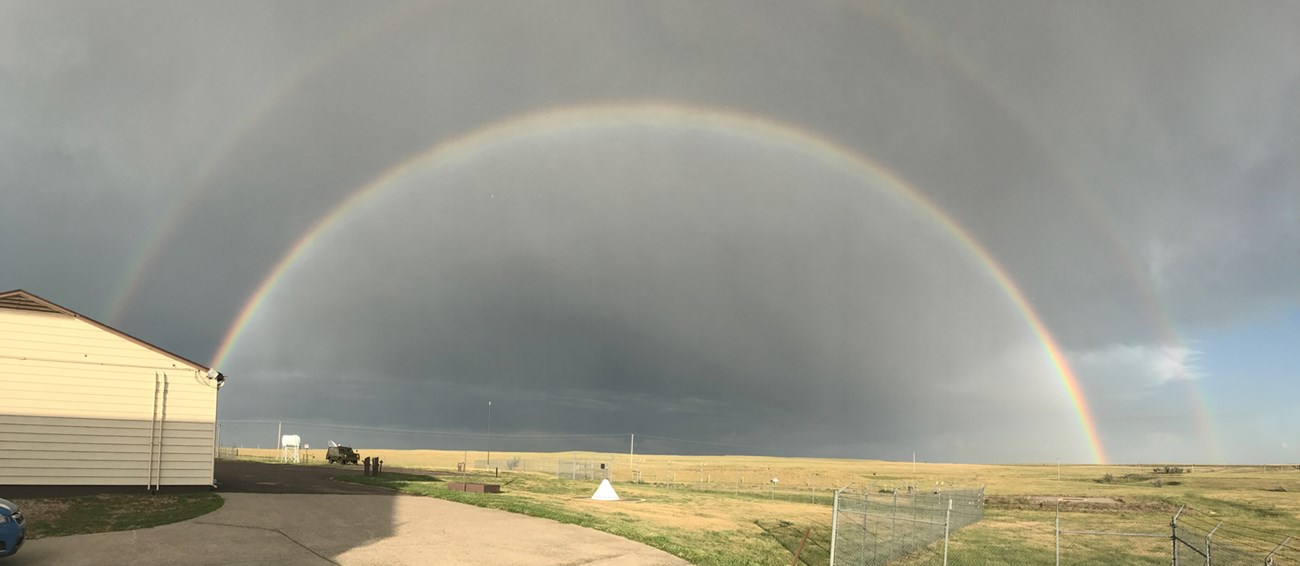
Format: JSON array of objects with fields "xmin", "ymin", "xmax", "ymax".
[{"xmin": 0, "ymin": 498, "xmax": 23, "ymax": 558}]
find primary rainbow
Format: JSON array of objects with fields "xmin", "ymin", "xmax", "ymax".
[
  {"xmin": 882, "ymin": 5, "xmax": 1222, "ymax": 462},
  {"xmin": 209, "ymin": 100, "xmax": 1109, "ymax": 464}
]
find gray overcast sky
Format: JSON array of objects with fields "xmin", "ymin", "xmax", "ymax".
[{"xmin": 2, "ymin": 1, "xmax": 1296, "ymax": 463}]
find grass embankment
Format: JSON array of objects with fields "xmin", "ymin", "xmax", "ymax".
[
  {"xmin": 13, "ymin": 492, "xmax": 224, "ymax": 539},
  {"xmin": 341, "ymin": 471, "xmax": 820, "ymax": 565}
]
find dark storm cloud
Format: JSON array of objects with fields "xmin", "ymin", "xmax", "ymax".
[
  {"xmin": 224, "ymin": 130, "xmax": 1079, "ymax": 461},
  {"xmin": 2, "ymin": 0, "xmax": 1296, "ymax": 462}
]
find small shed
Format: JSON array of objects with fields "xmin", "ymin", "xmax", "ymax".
[{"xmin": 0, "ymin": 290, "xmax": 224, "ymax": 490}]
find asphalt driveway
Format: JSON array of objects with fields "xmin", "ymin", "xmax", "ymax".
[
  {"xmin": 212, "ymin": 460, "xmax": 397, "ymax": 494},
  {"xmin": 8, "ymin": 462, "xmax": 688, "ymax": 566}
]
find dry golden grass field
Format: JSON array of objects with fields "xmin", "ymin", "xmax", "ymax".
[{"xmin": 236, "ymin": 448, "xmax": 1300, "ymax": 565}]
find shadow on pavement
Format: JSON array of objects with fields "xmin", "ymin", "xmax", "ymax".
[{"xmin": 7, "ymin": 460, "xmax": 412, "ymax": 565}]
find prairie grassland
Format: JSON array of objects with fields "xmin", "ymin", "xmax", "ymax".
[{"xmin": 238, "ymin": 448, "xmax": 1300, "ymax": 564}]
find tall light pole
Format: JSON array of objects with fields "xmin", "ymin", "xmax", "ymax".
[{"xmin": 486, "ymin": 400, "xmax": 492, "ymax": 470}]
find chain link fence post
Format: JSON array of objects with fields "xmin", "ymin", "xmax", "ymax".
[
  {"xmin": 1265, "ymin": 536, "xmax": 1291, "ymax": 566},
  {"xmin": 1172, "ymin": 505, "xmax": 1185, "ymax": 566},
  {"xmin": 1056, "ymin": 500, "xmax": 1061, "ymax": 566},
  {"xmin": 1205, "ymin": 521, "xmax": 1221, "ymax": 566},
  {"xmin": 830, "ymin": 486, "xmax": 841, "ymax": 566},
  {"xmin": 942, "ymin": 498, "xmax": 952, "ymax": 566}
]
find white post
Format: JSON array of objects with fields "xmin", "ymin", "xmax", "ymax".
[
  {"xmin": 943, "ymin": 498, "xmax": 953, "ymax": 566},
  {"xmin": 1172, "ymin": 506, "xmax": 1185, "ymax": 566},
  {"xmin": 1055, "ymin": 500, "xmax": 1061, "ymax": 566},
  {"xmin": 892, "ymin": 490, "xmax": 899, "ymax": 561},
  {"xmin": 829, "ymin": 488, "xmax": 841, "ymax": 566},
  {"xmin": 1205, "ymin": 521, "xmax": 1221, "ymax": 566}
]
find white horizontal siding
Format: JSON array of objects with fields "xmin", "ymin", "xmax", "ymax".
[
  {"xmin": 0, "ymin": 474, "xmax": 212, "ymax": 486},
  {"xmin": 0, "ymin": 309, "xmax": 216, "ymax": 423},
  {"xmin": 0, "ymin": 308, "xmax": 217, "ymax": 486},
  {"xmin": 0, "ymin": 414, "xmax": 211, "ymax": 432},
  {"xmin": 0, "ymin": 415, "xmax": 216, "ymax": 486},
  {"xmin": 1, "ymin": 435, "xmax": 214, "ymax": 448},
  {"xmin": 0, "ymin": 311, "xmax": 202, "ymax": 371},
  {"xmin": 0, "ymin": 422, "xmax": 212, "ymax": 440},
  {"xmin": 1, "ymin": 450, "xmax": 215, "ymax": 463}
]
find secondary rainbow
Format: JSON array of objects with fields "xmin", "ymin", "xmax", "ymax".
[
  {"xmin": 104, "ymin": 3, "xmax": 430, "ymax": 325},
  {"xmin": 209, "ymin": 101, "xmax": 1109, "ymax": 464}
]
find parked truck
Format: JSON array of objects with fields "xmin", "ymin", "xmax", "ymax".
[{"xmin": 326, "ymin": 441, "xmax": 360, "ymax": 465}]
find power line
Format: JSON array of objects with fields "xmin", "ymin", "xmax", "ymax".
[
  {"xmin": 218, "ymin": 419, "xmax": 627, "ymax": 440},
  {"xmin": 637, "ymin": 434, "xmax": 769, "ymax": 451}
]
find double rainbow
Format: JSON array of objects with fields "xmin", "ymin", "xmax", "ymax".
[{"xmin": 206, "ymin": 101, "xmax": 1107, "ymax": 463}]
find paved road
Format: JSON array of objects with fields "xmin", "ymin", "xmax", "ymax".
[
  {"xmin": 9, "ymin": 462, "xmax": 688, "ymax": 566},
  {"xmin": 213, "ymin": 460, "xmax": 399, "ymax": 494}
]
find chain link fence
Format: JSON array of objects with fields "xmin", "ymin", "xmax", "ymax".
[
  {"xmin": 831, "ymin": 485, "xmax": 985, "ymax": 566},
  {"xmin": 472, "ymin": 457, "xmax": 613, "ymax": 480},
  {"xmin": 1056, "ymin": 505, "xmax": 1299, "ymax": 566}
]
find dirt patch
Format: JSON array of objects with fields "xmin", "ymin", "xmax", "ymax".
[
  {"xmin": 988, "ymin": 495, "xmax": 1177, "ymax": 513},
  {"xmin": 1031, "ymin": 496, "xmax": 1121, "ymax": 505},
  {"xmin": 9, "ymin": 497, "xmax": 71, "ymax": 526}
]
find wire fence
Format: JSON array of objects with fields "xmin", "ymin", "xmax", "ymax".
[
  {"xmin": 472, "ymin": 457, "xmax": 614, "ymax": 480},
  {"xmin": 830, "ymin": 485, "xmax": 985, "ymax": 566},
  {"xmin": 1056, "ymin": 504, "xmax": 1299, "ymax": 566},
  {"xmin": 758, "ymin": 519, "xmax": 834, "ymax": 566}
]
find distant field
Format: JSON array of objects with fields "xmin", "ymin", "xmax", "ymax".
[{"xmin": 235, "ymin": 448, "xmax": 1300, "ymax": 565}]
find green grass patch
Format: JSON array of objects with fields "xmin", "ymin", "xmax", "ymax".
[{"xmin": 13, "ymin": 492, "xmax": 224, "ymax": 539}]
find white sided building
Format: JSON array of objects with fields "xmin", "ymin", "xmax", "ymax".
[{"xmin": 0, "ymin": 290, "xmax": 224, "ymax": 490}]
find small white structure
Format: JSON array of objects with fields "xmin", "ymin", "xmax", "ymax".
[
  {"xmin": 591, "ymin": 479, "xmax": 620, "ymax": 501},
  {"xmin": 280, "ymin": 434, "xmax": 301, "ymax": 463}
]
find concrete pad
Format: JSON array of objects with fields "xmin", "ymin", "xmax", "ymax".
[
  {"xmin": 335, "ymin": 495, "xmax": 684, "ymax": 565},
  {"xmin": 8, "ymin": 493, "xmax": 688, "ymax": 566}
]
